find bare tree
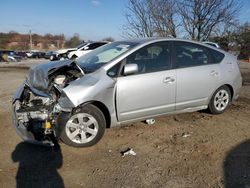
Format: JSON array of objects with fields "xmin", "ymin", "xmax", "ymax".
[
  {"xmin": 123, "ymin": 0, "xmax": 154, "ymax": 38},
  {"xmin": 178, "ymin": 0, "xmax": 241, "ymax": 41},
  {"xmin": 149, "ymin": 0, "xmax": 178, "ymax": 37},
  {"xmin": 123, "ymin": 0, "xmax": 179, "ymax": 38}
]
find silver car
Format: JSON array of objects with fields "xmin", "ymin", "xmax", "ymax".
[{"xmin": 12, "ymin": 38, "xmax": 242, "ymax": 147}]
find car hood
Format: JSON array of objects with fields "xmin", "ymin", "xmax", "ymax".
[
  {"xmin": 26, "ymin": 60, "xmax": 74, "ymax": 93},
  {"xmin": 56, "ymin": 48, "xmax": 76, "ymax": 54}
]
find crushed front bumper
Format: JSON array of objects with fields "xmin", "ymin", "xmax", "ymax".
[
  {"xmin": 12, "ymin": 84, "xmax": 32, "ymax": 141},
  {"xmin": 12, "ymin": 84, "xmax": 54, "ymax": 146}
]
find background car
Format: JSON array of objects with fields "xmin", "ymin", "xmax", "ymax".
[
  {"xmin": 30, "ymin": 51, "xmax": 46, "ymax": 58},
  {"xmin": 67, "ymin": 41, "xmax": 109, "ymax": 59},
  {"xmin": 26, "ymin": 50, "xmax": 38, "ymax": 58},
  {"xmin": 0, "ymin": 50, "xmax": 22, "ymax": 62},
  {"xmin": 45, "ymin": 51, "xmax": 58, "ymax": 60},
  {"xmin": 15, "ymin": 51, "xmax": 28, "ymax": 59},
  {"xmin": 52, "ymin": 47, "xmax": 77, "ymax": 61},
  {"xmin": 203, "ymin": 41, "xmax": 220, "ymax": 48}
]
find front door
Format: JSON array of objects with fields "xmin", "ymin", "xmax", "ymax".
[{"xmin": 116, "ymin": 42, "xmax": 176, "ymax": 121}]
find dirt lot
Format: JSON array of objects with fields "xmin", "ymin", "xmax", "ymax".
[{"xmin": 0, "ymin": 61, "xmax": 250, "ymax": 188}]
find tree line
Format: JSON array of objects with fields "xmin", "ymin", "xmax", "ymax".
[
  {"xmin": 0, "ymin": 32, "xmax": 114, "ymax": 51},
  {"xmin": 0, "ymin": 32, "xmax": 65, "ymax": 51}
]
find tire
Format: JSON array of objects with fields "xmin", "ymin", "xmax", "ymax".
[
  {"xmin": 59, "ymin": 104, "xmax": 106, "ymax": 147},
  {"xmin": 208, "ymin": 85, "xmax": 231, "ymax": 114}
]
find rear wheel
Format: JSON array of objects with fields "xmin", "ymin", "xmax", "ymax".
[
  {"xmin": 60, "ymin": 104, "xmax": 106, "ymax": 147},
  {"xmin": 208, "ymin": 85, "xmax": 231, "ymax": 114}
]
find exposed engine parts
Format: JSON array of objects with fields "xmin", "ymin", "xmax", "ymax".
[
  {"xmin": 54, "ymin": 75, "xmax": 66, "ymax": 86},
  {"xmin": 13, "ymin": 62, "xmax": 83, "ymax": 145}
]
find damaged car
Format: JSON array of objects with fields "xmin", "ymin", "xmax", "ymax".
[{"xmin": 12, "ymin": 38, "xmax": 242, "ymax": 147}]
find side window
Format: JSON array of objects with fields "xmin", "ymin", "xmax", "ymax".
[
  {"xmin": 125, "ymin": 42, "xmax": 171, "ymax": 74},
  {"xmin": 96, "ymin": 43, "xmax": 106, "ymax": 48},
  {"xmin": 87, "ymin": 43, "xmax": 106, "ymax": 50},
  {"xmin": 209, "ymin": 48, "xmax": 225, "ymax": 64},
  {"xmin": 175, "ymin": 42, "xmax": 209, "ymax": 68},
  {"xmin": 87, "ymin": 44, "xmax": 96, "ymax": 50},
  {"xmin": 88, "ymin": 43, "xmax": 99, "ymax": 50}
]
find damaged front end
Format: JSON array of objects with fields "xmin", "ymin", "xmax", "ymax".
[{"xmin": 12, "ymin": 60, "xmax": 82, "ymax": 146}]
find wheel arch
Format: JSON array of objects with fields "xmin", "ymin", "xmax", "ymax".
[
  {"xmin": 208, "ymin": 83, "xmax": 234, "ymax": 104},
  {"xmin": 224, "ymin": 84, "xmax": 234, "ymax": 101},
  {"xmin": 79, "ymin": 101, "xmax": 111, "ymax": 129}
]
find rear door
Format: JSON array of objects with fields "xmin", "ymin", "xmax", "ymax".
[
  {"xmin": 174, "ymin": 41, "xmax": 220, "ymax": 110},
  {"xmin": 116, "ymin": 41, "xmax": 176, "ymax": 121}
]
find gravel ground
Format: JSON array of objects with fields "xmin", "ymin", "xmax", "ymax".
[{"xmin": 0, "ymin": 60, "xmax": 250, "ymax": 188}]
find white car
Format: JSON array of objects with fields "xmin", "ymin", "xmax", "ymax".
[
  {"xmin": 26, "ymin": 50, "xmax": 39, "ymax": 58},
  {"xmin": 67, "ymin": 42, "xmax": 108, "ymax": 59},
  {"xmin": 203, "ymin": 42, "xmax": 220, "ymax": 49},
  {"xmin": 53, "ymin": 43, "xmax": 87, "ymax": 60}
]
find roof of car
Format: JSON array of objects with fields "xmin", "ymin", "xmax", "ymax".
[
  {"xmin": 117, "ymin": 37, "xmax": 226, "ymax": 53},
  {"xmin": 117, "ymin": 37, "xmax": 207, "ymax": 44},
  {"xmin": 116, "ymin": 37, "xmax": 228, "ymax": 58}
]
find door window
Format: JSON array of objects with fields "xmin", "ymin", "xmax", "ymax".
[
  {"xmin": 124, "ymin": 42, "xmax": 171, "ymax": 74},
  {"xmin": 209, "ymin": 48, "xmax": 225, "ymax": 63},
  {"xmin": 175, "ymin": 42, "xmax": 210, "ymax": 68}
]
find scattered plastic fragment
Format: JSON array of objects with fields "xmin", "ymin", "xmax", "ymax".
[
  {"xmin": 121, "ymin": 148, "xmax": 137, "ymax": 157},
  {"xmin": 182, "ymin": 133, "xmax": 191, "ymax": 138},
  {"xmin": 145, "ymin": 119, "xmax": 155, "ymax": 125}
]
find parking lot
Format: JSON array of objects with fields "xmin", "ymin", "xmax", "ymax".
[{"xmin": 0, "ymin": 60, "xmax": 250, "ymax": 188}]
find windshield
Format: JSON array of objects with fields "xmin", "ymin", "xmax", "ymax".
[{"xmin": 76, "ymin": 41, "xmax": 139, "ymax": 73}]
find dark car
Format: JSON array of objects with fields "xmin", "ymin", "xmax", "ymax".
[
  {"xmin": 0, "ymin": 50, "xmax": 22, "ymax": 62},
  {"xmin": 15, "ymin": 51, "xmax": 28, "ymax": 59},
  {"xmin": 45, "ymin": 51, "xmax": 58, "ymax": 60},
  {"xmin": 30, "ymin": 52, "xmax": 46, "ymax": 58}
]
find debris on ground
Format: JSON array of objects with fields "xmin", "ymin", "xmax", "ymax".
[
  {"xmin": 144, "ymin": 119, "xmax": 155, "ymax": 125},
  {"xmin": 174, "ymin": 116, "xmax": 181, "ymax": 122},
  {"xmin": 182, "ymin": 133, "xmax": 191, "ymax": 138},
  {"xmin": 121, "ymin": 148, "xmax": 137, "ymax": 157}
]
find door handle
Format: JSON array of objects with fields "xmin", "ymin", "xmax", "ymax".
[
  {"xmin": 210, "ymin": 70, "xmax": 218, "ymax": 76},
  {"xmin": 163, "ymin": 77, "xmax": 175, "ymax": 83}
]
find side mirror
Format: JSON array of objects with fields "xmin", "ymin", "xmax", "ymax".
[{"xmin": 123, "ymin": 64, "xmax": 138, "ymax": 76}]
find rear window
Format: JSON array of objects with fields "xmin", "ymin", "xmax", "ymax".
[{"xmin": 209, "ymin": 49, "xmax": 225, "ymax": 63}]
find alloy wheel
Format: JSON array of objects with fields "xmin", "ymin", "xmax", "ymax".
[
  {"xmin": 65, "ymin": 113, "xmax": 99, "ymax": 144},
  {"xmin": 213, "ymin": 89, "xmax": 229, "ymax": 112}
]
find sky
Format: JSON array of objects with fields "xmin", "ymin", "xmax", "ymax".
[{"xmin": 0, "ymin": 0, "xmax": 250, "ymax": 41}]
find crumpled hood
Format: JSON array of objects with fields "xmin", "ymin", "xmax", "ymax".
[{"xmin": 26, "ymin": 60, "xmax": 73, "ymax": 92}]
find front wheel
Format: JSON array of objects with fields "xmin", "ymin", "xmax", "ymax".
[
  {"xmin": 208, "ymin": 85, "xmax": 231, "ymax": 114},
  {"xmin": 59, "ymin": 104, "xmax": 106, "ymax": 147}
]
